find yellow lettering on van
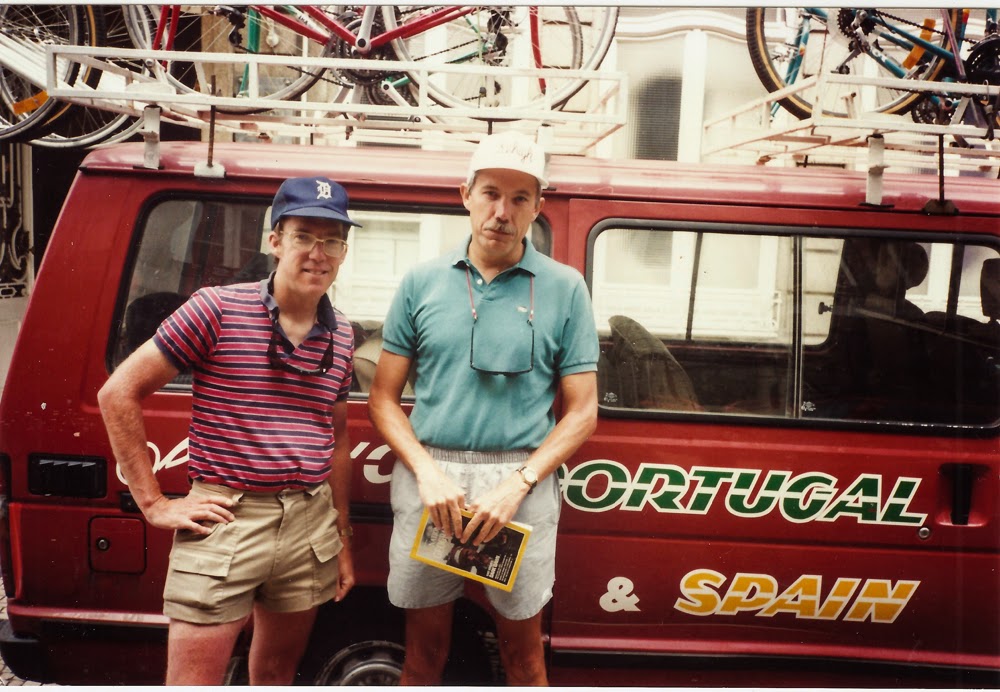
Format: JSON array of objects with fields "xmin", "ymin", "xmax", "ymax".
[
  {"xmin": 816, "ymin": 578, "xmax": 862, "ymax": 619},
  {"xmin": 718, "ymin": 573, "xmax": 777, "ymax": 614},
  {"xmin": 843, "ymin": 579, "xmax": 920, "ymax": 623},
  {"xmin": 758, "ymin": 574, "xmax": 821, "ymax": 618},
  {"xmin": 674, "ymin": 569, "xmax": 726, "ymax": 616}
]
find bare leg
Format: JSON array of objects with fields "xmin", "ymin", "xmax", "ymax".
[
  {"xmin": 247, "ymin": 604, "xmax": 319, "ymax": 685},
  {"xmin": 495, "ymin": 610, "xmax": 547, "ymax": 686},
  {"xmin": 399, "ymin": 602, "xmax": 455, "ymax": 685},
  {"xmin": 166, "ymin": 617, "xmax": 247, "ymax": 685}
]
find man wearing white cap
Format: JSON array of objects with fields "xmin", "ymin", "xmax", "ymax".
[{"xmin": 369, "ymin": 132, "xmax": 599, "ymax": 685}]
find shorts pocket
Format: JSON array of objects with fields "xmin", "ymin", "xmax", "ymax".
[
  {"xmin": 168, "ymin": 521, "xmax": 240, "ymax": 577},
  {"xmin": 306, "ymin": 485, "xmax": 342, "ymax": 563},
  {"xmin": 163, "ymin": 520, "xmax": 241, "ymax": 611}
]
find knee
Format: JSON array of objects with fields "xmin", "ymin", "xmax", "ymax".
[
  {"xmin": 499, "ymin": 633, "xmax": 546, "ymax": 685},
  {"xmin": 401, "ymin": 640, "xmax": 449, "ymax": 684}
]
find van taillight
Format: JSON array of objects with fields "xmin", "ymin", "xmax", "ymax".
[
  {"xmin": 28, "ymin": 455, "xmax": 106, "ymax": 498},
  {"xmin": 0, "ymin": 454, "xmax": 14, "ymax": 597}
]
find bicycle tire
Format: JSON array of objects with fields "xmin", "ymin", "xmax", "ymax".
[
  {"xmin": 30, "ymin": 5, "xmax": 142, "ymax": 149},
  {"xmin": 0, "ymin": 5, "xmax": 104, "ymax": 142},
  {"xmin": 129, "ymin": 5, "xmax": 350, "ymax": 115},
  {"xmin": 386, "ymin": 6, "xmax": 618, "ymax": 112},
  {"xmin": 746, "ymin": 8, "xmax": 960, "ymax": 120}
]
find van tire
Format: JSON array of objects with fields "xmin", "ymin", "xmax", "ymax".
[
  {"xmin": 313, "ymin": 640, "xmax": 405, "ymax": 685},
  {"xmin": 294, "ymin": 594, "xmax": 503, "ymax": 685}
]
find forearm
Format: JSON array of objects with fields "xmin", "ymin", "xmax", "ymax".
[
  {"xmin": 329, "ymin": 441, "xmax": 352, "ymax": 535},
  {"xmin": 525, "ymin": 371, "xmax": 599, "ymax": 480},
  {"xmin": 98, "ymin": 340, "xmax": 181, "ymax": 516},
  {"xmin": 525, "ymin": 405, "xmax": 597, "ymax": 480},
  {"xmin": 98, "ymin": 385, "xmax": 165, "ymax": 515}
]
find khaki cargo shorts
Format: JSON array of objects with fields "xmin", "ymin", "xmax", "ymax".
[{"xmin": 163, "ymin": 480, "xmax": 343, "ymax": 625}]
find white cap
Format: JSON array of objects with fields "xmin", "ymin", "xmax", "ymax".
[{"xmin": 466, "ymin": 131, "xmax": 548, "ymax": 189}]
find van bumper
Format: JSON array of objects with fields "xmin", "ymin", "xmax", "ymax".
[
  {"xmin": 0, "ymin": 619, "xmax": 47, "ymax": 683},
  {"xmin": 0, "ymin": 616, "xmax": 167, "ymax": 685}
]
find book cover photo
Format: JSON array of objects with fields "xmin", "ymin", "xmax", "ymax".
[{"xmin": 409, "ymin": 508, "xmax": 532, "ymax": 592}]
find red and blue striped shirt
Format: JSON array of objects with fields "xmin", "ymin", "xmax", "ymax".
[{"xmin": 154, "ymin": 279, "xmax": 353, "ymax": 491}]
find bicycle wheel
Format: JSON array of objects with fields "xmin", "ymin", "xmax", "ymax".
[
  {"xmin": 30, "ymin": 5, "xmax": 141, "ymax": 149},
  {"xmin": 747, "ymin": 8, "xmax": 960, "ymax": 120},
  {"xmin": 0, "ymin": 5, "xmax": 104, "ymax": 142},
  {"xmin": 130, "ymin": 5, "xmax": 350, "ymax": 115},
  {"xmin": 386, "ymin": 6, "xmax": 618, "ymax": 111}
]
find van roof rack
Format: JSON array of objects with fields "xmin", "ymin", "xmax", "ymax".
[{"xmin": 24, "ymin": 44, "xmax": 626, "ymax": 157}]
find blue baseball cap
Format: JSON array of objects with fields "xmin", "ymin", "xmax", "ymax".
[{"xmin": 270, "ymin": 176, "xmax": 361, "ymax": 228}]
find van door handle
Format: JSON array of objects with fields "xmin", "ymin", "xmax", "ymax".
[{"xmin": 942, "ymin": 463, "xmax": 986, "ymax": 526}]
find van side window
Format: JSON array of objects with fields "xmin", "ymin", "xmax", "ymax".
[
  {"xmin": 591, "ymin": 225, "xmax": 1000, "ymax": 428},
  {"xmin": 109, "ymin": 197, "xmax": 550, "ymax": 391}
]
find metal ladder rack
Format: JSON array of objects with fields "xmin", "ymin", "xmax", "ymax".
[
  {"xmin": 17, "ymin": 41, "xmax": 627, "ymax": 156},
  {"xmin": 703, "ymin": 71, "xmax": 1000, "ymax": 175}
]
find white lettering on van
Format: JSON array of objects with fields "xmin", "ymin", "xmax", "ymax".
[
  {"xmin": 116, "ymin": 440, "xmax": 190, "ymax": 485},
  {"xmin": 352, "ymin": 441, "xmax": 394, "ymax": 484},
  {"xmin": 599, "ymin": 577, "xmax": 641, "ymax": 612},
  {"xmin": 674, "ymin": 569, "xmax": 919, "ymax": 623},
  {"xmin": 559, "ymin": 461, "xmax": 926, "ymax": 526}
]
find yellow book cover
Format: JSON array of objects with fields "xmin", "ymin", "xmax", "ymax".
[{"xmin": 409, "ymin": 508, "xmax": 532, "ymax": 592}]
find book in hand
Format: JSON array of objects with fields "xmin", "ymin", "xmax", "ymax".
[{"xmin": 409, "ymin": 508, "xmax": 532, "ymax": 592}]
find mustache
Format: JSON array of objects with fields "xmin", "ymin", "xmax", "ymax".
[{"xmin": 483, "ymin": 223, "xmax": 514, "ymax": 235}]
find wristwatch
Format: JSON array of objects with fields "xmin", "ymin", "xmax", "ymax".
[
  {"xmin": 338, "ymin": 525, "xmax": 354, "ymax": 538},
  {"xmin": 517, "ymin": 466, "xmax": 538, "ymax": 494}
]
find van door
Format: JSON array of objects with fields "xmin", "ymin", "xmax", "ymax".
[{"xmin": 549, "ymin": 199, "xmax": 1000, "ymax": 685}]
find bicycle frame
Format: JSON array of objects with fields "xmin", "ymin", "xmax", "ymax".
[
  {"xmin": 149, "ymin": 5, "xmax": 551, "ymax": 100},
  {"xmin": 772, "ymin": 8, "xmax": 998, "ymax": 117},
  {"xmin": 151, "ymin": 5, "xmax": 536, "ymax": 57}
]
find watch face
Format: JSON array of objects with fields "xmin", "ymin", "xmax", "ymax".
[{"xmin": 522, "ymin": 467, "xmax": 538, "ymax": 485}]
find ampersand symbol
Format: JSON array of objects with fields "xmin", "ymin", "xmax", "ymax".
[{"xmin": 599, "ymin": 576, "xmax": 641, "ymax": 612}]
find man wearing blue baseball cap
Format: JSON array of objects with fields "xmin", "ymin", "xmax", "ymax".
[{"xmin": 100, "ymin": 176, "xmax": 361, "ymax": 685}]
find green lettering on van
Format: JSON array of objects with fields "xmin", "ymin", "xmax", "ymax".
[
  {"xmin": 624, "ymin": 463, "xmax": 688, "ymax": 512},
  {"xmin": 564, "ymin": 460, "xmax": 629, "ymax": 511},
  {"xmin": 686, "ymin": 468, "xmax": 736, "ymax": 513},
  {"xmin": 879, "ymin": 478, "xmax": 925, "ymax": 525},
  {"xmin": 821, "ymin": 474, "xmax": 882, "ymax": 523},
  {"xmin": 781, "ymin": 473, "xmax": 837, "ymax": 522},
  {"xmin": 727, "ymin": 470, "xmax": 790, "ymax": 517}
]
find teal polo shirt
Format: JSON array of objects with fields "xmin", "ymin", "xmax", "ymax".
[{"xmin": 382, "ymin": 236, "xmax": 599, "ymax": 451}]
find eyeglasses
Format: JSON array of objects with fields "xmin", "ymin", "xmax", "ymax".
[
  {"xmin": 267, "ymin": 319, "xmax": 334, "ymax": 376},
  {"xmin": 466, "ymin": 268, "xmax": 535, "ymax": 376},
  {"xmin": 284, "ymin": 230, "xmax": 349, "ymax": 258}
]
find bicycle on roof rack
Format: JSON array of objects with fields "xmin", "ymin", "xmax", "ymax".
[
  {"xmin": 123, "ymin": 4, "xmax": 619, "ymax": 115},
  {"xmin": 746, "ymin": 7, "xmax": 1000, "ymax": 126},
  {"xmin": 0, "ymin": 5, "xmax": 144, "ymax": 149},
  {"xmin": 0, "ymin": 4, "xmax": 617, "ymax": 147}
]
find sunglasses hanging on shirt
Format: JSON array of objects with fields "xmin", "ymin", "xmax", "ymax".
[
  {"xmin": 466, "ymin": 267, "xmax": 534, "ymax": 376},
  {"xmin": 267, "ymin": 317, "xmax": 335, "ymax": 376}
]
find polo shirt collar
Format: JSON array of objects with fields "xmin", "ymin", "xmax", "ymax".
[
  {"xmin": 451, "ymin": 235, "xmax": 541, "ymax": 277},
  {"xmin": 260, "ymin": 272, "xmax": 339, "ymax": 331}
]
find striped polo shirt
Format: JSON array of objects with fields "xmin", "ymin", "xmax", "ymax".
[{"xmin": 153, "ymin": 278, "xmax": 353, "ymax": 491}]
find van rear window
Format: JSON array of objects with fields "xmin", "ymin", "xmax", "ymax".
[
  {"xmin": 109, "ymin": 195, "xmax": 550, "ymax": 391},
  {"xmin": 591, "ymin": 224, "xmax": 1000, "ymax": 428}
]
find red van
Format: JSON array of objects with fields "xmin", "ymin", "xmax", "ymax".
[{"xmin": 0, "ymin": 141, "xmax": 997, "ymax": 685}]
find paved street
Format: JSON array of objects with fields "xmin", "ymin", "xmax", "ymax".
[{"xmin": 0, "ymin": 579, "xmax": 46, "ymax": 686}]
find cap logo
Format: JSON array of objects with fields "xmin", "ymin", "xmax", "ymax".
[
  {"xmin": 316, "ymin": 180, "xmax": 332, "ymax": 200},
  {"xmin": 498, "ymin": 141, "xmax": 534, "ymax": 164}
]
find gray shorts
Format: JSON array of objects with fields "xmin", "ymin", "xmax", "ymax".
[{"xmin": 387, "ymin": 447, "xmax": 561, "ymax": 621}]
